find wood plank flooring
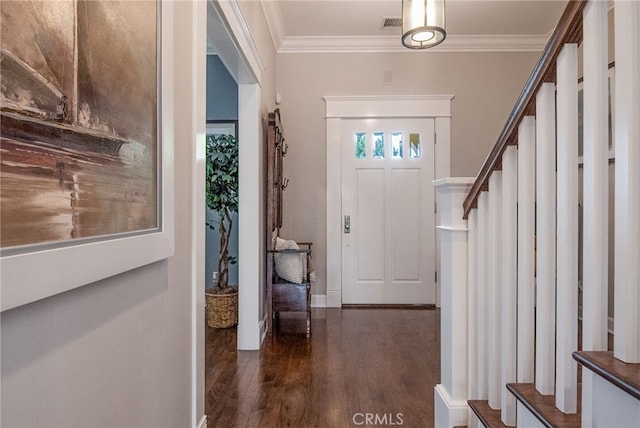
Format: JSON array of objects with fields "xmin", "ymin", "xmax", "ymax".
[{"xmin": 205, "ymin": 308, "xmax": 441, "ymax": 428}]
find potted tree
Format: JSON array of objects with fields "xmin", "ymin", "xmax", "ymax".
[{"xmin": 205, "ymin": 133, "xmax": 239, "ymax": 328}]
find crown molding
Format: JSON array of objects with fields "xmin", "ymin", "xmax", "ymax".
[
  {"xmin": 260, "ymin": 0, "xmax": 552, "ymax": 54},
  {"xmin": 278, "ymin": 34, "xmax": 549, "ymax": 54},
  {"xmin": 261, "ymin": 0, "xmax": 286, "ymax": 52}
]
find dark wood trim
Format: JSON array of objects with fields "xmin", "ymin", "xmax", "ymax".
[
  {"xmin": 463, "ymin": 0, "xmax": 588, "ymax": 219},
  {"xmin": 506, "ymin": 383, "xmax": 581, "ymax": 428},
  {"xmin": 265, "ymin": 110, "xmax": 312, "ymax": 336},
  {"xmin": 265, "ymin": 111, "xmax": 277, "ymax": 335},
  {"xmin": 573, "ymin": 351, "xmax": 640, "ymax": 400},
  {"xmin": 467, "ymin": 400, "xmax": 508, "ymax": 428},
  {"xmin": 341, "ymin": 304, "xmax": 436, "ymax": 310}
]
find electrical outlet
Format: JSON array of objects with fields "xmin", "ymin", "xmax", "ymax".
[{"xmin": 213, "ymin": 271, "xmax": 218, "ymax": 281}]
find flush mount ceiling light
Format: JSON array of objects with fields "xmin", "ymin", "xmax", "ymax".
[{"xmin": 401, "ymin": 0, "xmax": 446, "ymax": 49}]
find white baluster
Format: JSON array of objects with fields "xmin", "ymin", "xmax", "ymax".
[
  {"xmin": 488, "ymin": 172, "xmax": 503, "ymax": 409},
  {"xmin": 517, "ymin": 116, "xmax": 536, "ymax": 383},
  {"xmin": 477, "ymin": 191, "xmax": 490, "ymax": 399},
  {"xmin": 556, "ymin": 42, "xmax": 579, "ymax": 413},
  {"xmin": 582, "ymin": 3, "xmax": 610, "ymax": 424},
  {"xmin": 468, "ymin": 209, "xmax": 478, "ymax": 403},
  {"xmin": 582, "ymin": 0, "xmax": 610, "ymax": 354},
  {"xmin": 614, "ymin": 0, "xmax": 640, "ymax": 363},
  {"xmin": 536, "ymin": 82, "xmax": 557, "ymax": 395},
  {"xmin": 501, "ymin": 146, "xmax": 517, "ymax": 426}
]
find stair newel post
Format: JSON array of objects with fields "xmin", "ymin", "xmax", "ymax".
[{"xmin": 433, "ymin": 177, "xmax": 476, "ymax": 428}]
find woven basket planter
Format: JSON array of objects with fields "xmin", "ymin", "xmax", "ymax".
[{"xmin": 206, "ymin": 288, "xmax": 238, "ymax": 328}]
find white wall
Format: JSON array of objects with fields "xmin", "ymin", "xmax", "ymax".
[
  {"xmin": 1, "ymin": 3, "xmax": 203, "ymax": 426},
  {"xmin": 275, "ymin": 51, "xmax": 540, "ymax": 297}
]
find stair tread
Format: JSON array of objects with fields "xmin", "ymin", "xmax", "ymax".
[
  {"xmin": 506, "ymin": 383, "xmax": 580, "ymax": 428},
  {"xmin": 468, "ymin": 400, "xmax": 508, "ymax": 428},
  {"xmin": 573, "ymin": 351, "xmax": 640, "ymax": 400}
]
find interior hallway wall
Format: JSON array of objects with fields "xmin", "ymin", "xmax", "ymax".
[
  {"xmin": 276, "ymin": 51, "xmax": 540, "ymax": 298},
  {"xmin": 1, "ymin": 3, "xmax": 202, "ymax": 426}
]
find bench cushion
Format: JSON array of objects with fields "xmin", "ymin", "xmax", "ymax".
[{"xmin": 273, "ymin": 237, "xmax": 303, "ymax": 283}]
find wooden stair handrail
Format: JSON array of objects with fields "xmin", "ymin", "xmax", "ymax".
[{"xmin": 463, "ymin": 0, "xmax": 587, "ymax": 219}]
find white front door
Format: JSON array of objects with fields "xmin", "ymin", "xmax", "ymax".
[{"xmin": 341, "ymin": 118, "xmax": 436, "ymax": 304}]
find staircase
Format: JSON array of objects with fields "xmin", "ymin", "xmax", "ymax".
[{"xmin": 434, "ymin": 1, "xmax": 640, "ymax": 426}]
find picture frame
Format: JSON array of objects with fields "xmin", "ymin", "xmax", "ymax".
[
  {"xmin": 206, "ymin": 120, "xmax": 237, "ymax": 138},
  {"xmin": 0, "ymin": 3, "xmax": 174, "ymax": 312}
]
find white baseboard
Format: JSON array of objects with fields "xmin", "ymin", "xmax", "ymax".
[
  {"xmin": 327, "ymin": 290, "xmax": 341, "ymax": 307},
  {"xmin": 311, "ymin": 294, "xmax": 327, "ymax": 308},
  {"xmin": 434, "ymin": 384, "xmax": 468, "ymax": 428},
  {"xmin": 196, "ymin": 415, "xmax": 207, "ymax": 428}
]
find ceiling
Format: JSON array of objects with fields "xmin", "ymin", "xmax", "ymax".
[{"xmin": 260, "ymin": 0, "xmax": 568, "ymax": 53}]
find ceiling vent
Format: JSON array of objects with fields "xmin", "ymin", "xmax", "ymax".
[{"xmin": 381, "ymin": 17, "xmax": 403, "ymax": 30}]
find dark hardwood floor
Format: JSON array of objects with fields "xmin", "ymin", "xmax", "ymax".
[{"xmin": 205, "ymin": 308, "xmax": 441, "ymax": 428}]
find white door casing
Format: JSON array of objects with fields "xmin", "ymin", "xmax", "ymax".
[
  {"xmin": 341, "ymin": 118, "xmax": 435, "ymax": 304},
  {"xmin": 325, "ymin": 95, "xmax": 453, "ymax": 308},
  {"xmin": 207, "ymin": 0, "xmax": 265, "ymax": 350}
]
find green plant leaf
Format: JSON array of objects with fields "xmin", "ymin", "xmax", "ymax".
[{"xmin": 205, "ymin": 133, "xmax": 239, "ymax": 289}]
